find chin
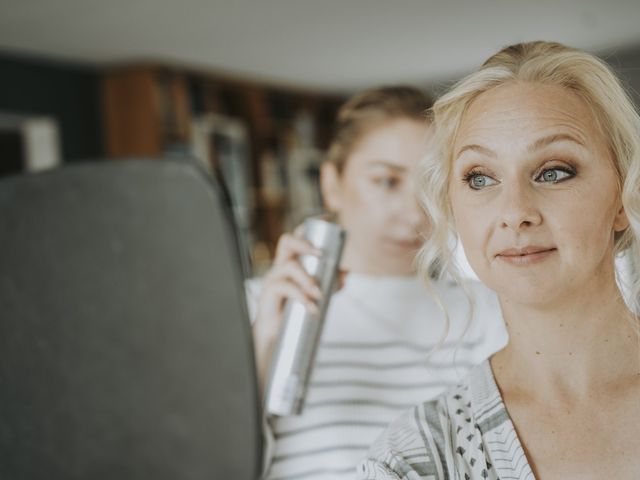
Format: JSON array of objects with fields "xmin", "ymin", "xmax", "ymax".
[{"xmin": 494, "ymin": 280, "xmax": 562, "ymax": 307}]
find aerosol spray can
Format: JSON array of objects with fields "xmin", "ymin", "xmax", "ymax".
[{"xmin": 264, "ymin": 216, "xmax": 346, "ymax": 416}]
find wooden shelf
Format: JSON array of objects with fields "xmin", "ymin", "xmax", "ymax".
[
  {"xmin": 100, "ymin": 64, "xmax": 344, "ymax": 270},
  {"xmin": 102, "ymin": 66, "xmax": 191, "ymax": 158}
]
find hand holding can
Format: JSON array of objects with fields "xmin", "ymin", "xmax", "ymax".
[{"xmin": 264, "ymin": 217, "xmax": 346, "ymax": 416}]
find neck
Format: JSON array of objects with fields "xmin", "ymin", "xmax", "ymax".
[{"xmin": 492, "ymin": 273, "xmax": 639, "ymax": 399}]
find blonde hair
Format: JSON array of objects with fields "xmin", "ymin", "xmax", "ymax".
[
  {"xmin": 418, "ymin": 40, "xmax": 640, "ymax": 317},
  {"xmin": 325, "ymin": 86, "xmax": 432, "ymax": 173}
]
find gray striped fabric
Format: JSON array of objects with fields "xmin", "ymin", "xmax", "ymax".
[
  {"xmin": 265, "ymin": 339, "xmax": 484, "ymax": 480},
  {"xmin": 252, "ymin": 275, "xmax": 507, "ymax": 480},
  {"xmin": 359, "ymin": 361, "xmax": 535, "ymax": 480}
]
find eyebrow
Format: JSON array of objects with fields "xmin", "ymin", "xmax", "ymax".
[
  {"xmin": 527, "ymin": 133, "xmax": 586, "ymax": 152},
  {"xmin": 455, "ymin": 144, "xmax": 496, "ymax": 160},
  {"xmin": 455, "ymin": 133, "xmax": 586, "ymax": 161},
  {"xmin": 367, "ymin": 160, "xmax": 407, "ymax": 172}
]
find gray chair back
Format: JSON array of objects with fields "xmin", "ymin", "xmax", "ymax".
[{"xmin": 0, "ymin": 159, "xmax": 262, "ymax": 479}]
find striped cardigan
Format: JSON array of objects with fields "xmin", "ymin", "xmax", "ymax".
[{"xmin": 359, "ymin": 361, "xmax": 535, "ymax": 480}]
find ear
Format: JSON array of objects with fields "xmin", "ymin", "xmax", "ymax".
[
  {"xmin": 613, "ymin": 203, "xmax": 630, "ymax": 232},
  {"xmin": 320, "ymin": 162, "xmax": 342, "ymax": 212}
]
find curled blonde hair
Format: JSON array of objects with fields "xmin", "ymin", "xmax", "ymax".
[{"xmin": 418, "ymin": 40, "xmax": 640, "ymax": 317}]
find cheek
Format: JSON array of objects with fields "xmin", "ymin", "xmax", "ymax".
[
  {"xmin": 339, "ymin": 184, "xmax": 387, "ymax": 233},
  {"xmin": 351, "ymin": 181, "xmax": 399, "ymax": 215},
  {"xmin": 554, "ymin": 181, "xmax": 620, "ymax": 253},
  {"xmin": 560, "ymin": 208, "xmax": 616, "ymax": 257},
  {"xmin": 338, "ymin": 180, "xmax": 374, "ymax": 218}
]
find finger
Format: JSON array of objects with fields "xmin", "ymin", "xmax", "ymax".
[
  {"xmin": 273, "ymin": 233, "xmax": 321, "ymax": 265},
  {"xmin": 266, "ymin": 261, "xmax": 322, "ymax": 300},
  {"xmin": 267, "ymin": 280, "xmax": 320, "ymax": 314},
  {"xmin": 253, "ymin": 280, "xmax": 318, "ymax": 350}
]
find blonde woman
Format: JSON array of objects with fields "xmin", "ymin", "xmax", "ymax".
[
  {"xmin": 359, "ymin": 41, "xmax": 640, "ymax": 480},
  {"xmin": 249, "ymin": 87, "xmax": 507, "ymax": 480}
]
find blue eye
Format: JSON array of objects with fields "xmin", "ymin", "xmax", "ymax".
[
  {"xmin": 536, "ymin": 168, "xmax": 574, "ymax": 183},
  {"xmin": 465, "ymin": 173, "xmax": 498, "ymax": 190}
]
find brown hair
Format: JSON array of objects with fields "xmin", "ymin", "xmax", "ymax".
[{"xmin": 325, "ymin": 86, "xmax": 432, "ymax": 173}]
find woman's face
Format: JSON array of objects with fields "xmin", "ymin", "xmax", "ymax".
[
  {"xmin": 321, "ymin": 118, "xmax": 429, "ymax": 275},
  {"xmin": 449, "ymin": 82, "xmax": 628, "ymax": 306}
]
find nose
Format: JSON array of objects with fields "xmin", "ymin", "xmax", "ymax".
[
  {"xmin": 499, "ymin": 180, "xmax": 542, "ymax": 231},
  {"xmin": 407, "ymin": 198, "xmax": 427, "ymax": 230},
  {"xmin": 402, "ymin": 182, "xmax": 428, "ymax": 232}
]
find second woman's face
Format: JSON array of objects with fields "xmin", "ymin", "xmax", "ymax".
[
  {"xmin": 322, "ymin": 118, "xmax": 429, "ymax": 275},
  {"xmin": 449, "ymin": 81, "xmax": 628, "ymax": 307}
]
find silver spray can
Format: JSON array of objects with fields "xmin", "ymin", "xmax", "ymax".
[{"xmin": 264, "ymin": 216, "xmax": 346, "ymax": 416}]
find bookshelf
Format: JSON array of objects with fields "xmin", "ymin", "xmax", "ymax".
[{"xmin": 101, "ymin": 65, "xmax": 344, "ymax": 274}]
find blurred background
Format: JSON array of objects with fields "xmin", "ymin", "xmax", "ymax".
[{"xmin": 1, "ymin": 0, "xmax": 640, "ymax": 276}]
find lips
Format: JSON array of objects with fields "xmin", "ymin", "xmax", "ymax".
[
  {"xmin": 497, "ymin": 246, "xmax": 556, "ymax": 257},
  {"xmin": 495, "ymin": 245, "xmax": 557, "ymax": 265}
]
